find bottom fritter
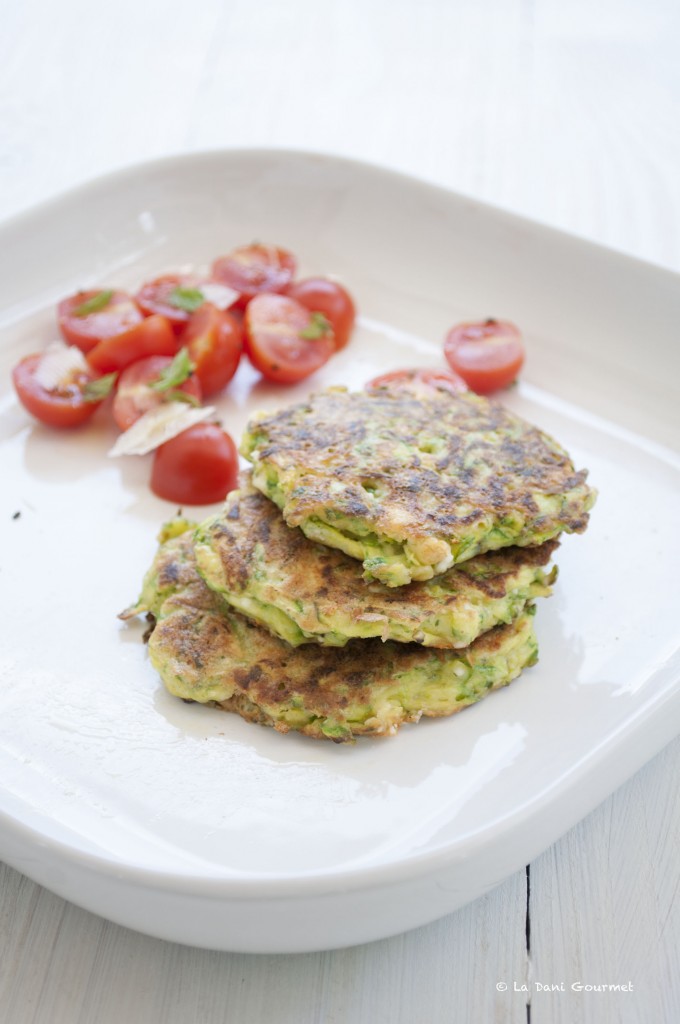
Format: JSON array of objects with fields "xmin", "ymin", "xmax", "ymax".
[{"xmin": 122, "ymin": 526, "xmax": 540, "ymax": 742}]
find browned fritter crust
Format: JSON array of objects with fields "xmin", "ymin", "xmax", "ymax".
[
  {"xmin": 240, "ymin": 387, "xmax": 595, "ymax": 583},
  {"xmin": 193, "ymin": 473, "xmax": 558, "ymax": 648},
  {"xmin": 146, "ymin": 533, "xmax": 540, "ymax": 741}
]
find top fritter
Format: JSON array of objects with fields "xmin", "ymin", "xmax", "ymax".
[{"xmin": 240, "ymin": 386, "xmax": 596, "ymax": 586}]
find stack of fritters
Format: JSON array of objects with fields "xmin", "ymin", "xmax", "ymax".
[{"xmin": 125, "ymin": 385, "xmax": 596, "ymax": 742}]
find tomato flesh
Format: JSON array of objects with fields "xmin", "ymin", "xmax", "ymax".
[
  {"xmin": 245, "ymin": 294, "xmax": 335, "ymax": 384},
  {"xmin": 211, "ymin": 244, "xmax": 296, "ymax": 307},
  {"xmin": 444, "ymin": 319, "xmax": 524, "ymax": 394},
  {"xmin": 366, "ymin": 367, "xmax": 469, "ymax": 396},
  {"xmin": 284, "ymin": 277, "xmax": 356, "ymax": 350},
  {"xmin": 112, "ymin": 355, "xmax": 203, "ymax": 432},
  {"xmin": 150, "ymin": 423, "xmax": 239, "ymax": 505},
  {"xmin": 12, "ymin": 353, "xmax": 103, "ymax": 428},
  {"xmin": 87, "ymin": 315, "xmax": 177, "ymax": 374},
  {"xmin": 135, "ymin": 274, "xmax": 206, "ymax": 334},
  {"xmin": 180, "ymin": 304, "xmax": 243, "ymax": 396},
  {"xmin": 58, "ymin": 290, "xmax": 143, "ymax": 353}
]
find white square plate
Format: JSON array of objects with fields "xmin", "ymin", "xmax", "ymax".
[{"xmin": 1, "ymin": 150, "xmax": 679, "ymax": 952}]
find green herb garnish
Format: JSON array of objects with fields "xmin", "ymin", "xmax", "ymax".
[
  {"xmin": 161, "ymin": 389, "xmax": 201, "ymax": 407},
  {"xmin": 72, "ymin": 290, "xmax": 114, "ymax": 317},
  {"xmin": 168, "ymin": 286, "xmax": 205, "ymax": 313},
  {"xmin": 149, "ymin": 348, "xmax": 195, "ymax": 392},
  {"xmin": 82, "ymin": 372, "xmax": 118, "ymax": 403},
  {"xmin": 299, "ymin": 311, "xmax": 332, "ymax": 341}
]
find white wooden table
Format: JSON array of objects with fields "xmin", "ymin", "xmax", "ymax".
[{"xmin": 1, "ymin": 2, "xmax": 679, "ymax": 1021}]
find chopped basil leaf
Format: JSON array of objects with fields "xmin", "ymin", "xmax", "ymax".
[
  {"xmin": 82, "ymin": 372, "xmax": 117, "ymax": 403},
  {"xmin": 162, "ymin": 389, "xmax": 201, "ymax": 407},
  {"xmin": 168, "ymin": 286, "xmax": 205, "ymax": 313},
  {"xmin": 299, "ymin": 311, "xmax": 332, "ymax": 340},
  {"xmin": 150, "ymin": 348, "xmax": 195, "ymax": 392},
  {"xmin": 73, "ymin": 290, "xmax": 114, "ymax": 317}
]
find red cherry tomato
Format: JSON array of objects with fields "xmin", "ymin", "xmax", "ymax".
[
  {"xmin": 444, "ymin": 319, "xmax": 525, "ymax": 394},
  {"xmin": 150, "ymin": 423, "xmax": 239, "ymax": 505},
  {"xmin": 211, "ymin": 244, "xmax": 296, "ymax": 308},
  {"xmin": 366, "ymin": 367, "xmax": 469, "ymax": 396},
  {"xmin": 245, "ymin": 294, "xmax": 335, "ymax": 384},
  {"xmin": 135, "ymin": 274, "xmax": 205, "ymax": 334},
  {"xmin": 180, "ymin": 304, "xmax": 243, "ymax": 396},
  {"xmin": 112, "ymin": 355, "xmax": 203, "ymax": 432},
  {"xmin": 58, "ymin": 290, "xmax": 143, "ymax": 353},
  {"xmin": 284, "ymin": 277, "xmax": 356, "ymax": 350},
  {"xmin": 87, "ymin": 315, "xmax": 177, "ymax": 374},
  {"xmin": 12, "ymin": 353, "xmax": 106, "ymax": 428}
]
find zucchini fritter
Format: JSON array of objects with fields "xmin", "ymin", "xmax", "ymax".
[
  {"xmin": 129, "ymin": 528, "xmax": 540, "ymax": 742},
  {"xmin": 241, "ymin": 387, "xmax": 596, "ymax": 586},
  {"xmin": 194, "ymin": 474, "xmax": 558, "ymax": 649}
]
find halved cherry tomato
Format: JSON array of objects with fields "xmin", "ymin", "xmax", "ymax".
[
  {"xmin": 245, "ymin": 294, "xmax": 335, "ymax": 384},
  {"xmin": 112, "ymin": 355, "xmax": 203, "ymax": 432},
  {"xmin": 135, "ymin": 274, "xmax": 204, "ymax": 333},
  {"xmin": 87, "ymin": 315, "xmax": 177, "ymax": 374},
  {"xmin": 150, "ymin": 423, "xmax": 239, "ymax": 505},
  {"xmin": 444, "ymin": 319, "xmax": 525, "ymax": 394},
  {"xmin": 12, "ymin": 352, "xmax": 108, "ymax": 428},
  {"xmin": 58, "ymin": 289, "xmax": 143, "ymax": 353},
  {"xmin": 180, "ymin": 304, "xmax": 243, "ymax": 396},
  {"xmin": 211, "ymin": 244, "xmax": 296, "ymax": 308},
  {"xmin": 366, "ymin": 367, "xmax": 468, "ymax": 396},
  {"xmin": 284, "ymin": 277, "xmax": 356, "ymax": 350}
]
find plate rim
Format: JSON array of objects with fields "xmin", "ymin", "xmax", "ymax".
[
  {"xmin": 1, "ymin": 663, "xmax": 678, "ymax": 899},
  {"xmin": 3, "ymin": 145, "xmax": 680, "ymax": 285}
]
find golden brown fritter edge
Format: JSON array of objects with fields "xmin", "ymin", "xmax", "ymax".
[
  {"xmin": 240, "ymin": 387, "xmax": 595, "ymax": 584},
  {"xmin": 129, "ymin": 531, "xmax": 540, "ymax": 742},
  {"xmin": 194, "ymin": 472, "xmax": 558, "ymax": 648}
]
